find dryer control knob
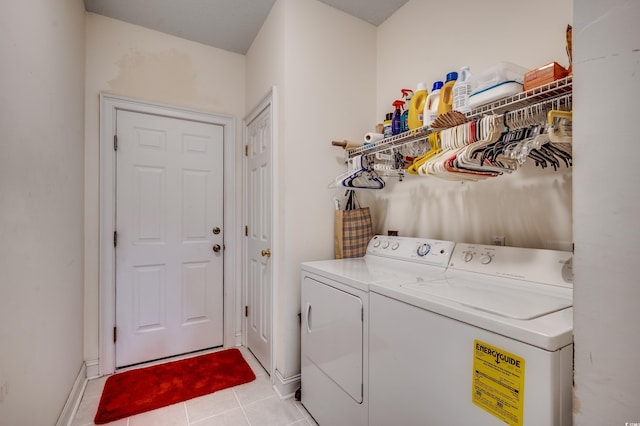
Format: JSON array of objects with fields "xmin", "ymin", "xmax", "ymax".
[
  {"xmin": 464, "ymin": 251, "xmax": 474, "ymax": 262},
  {"xmin": 417, "ymin": 243, "xmax": 431, "ymax": 256},
  {"xmin": 480, "ymin": 254, "xmax": 492, "ymax": 264},
  {"xmin": 373, "ymin": 240, "xmax": 381, "ymax": 248},
  {"xmin": 391, "ymin": 243, "xmax": 400, "ymax": 250},
  {"xmin": 382, "ymin": 241, "xmax": 390, "ymax": 249}
]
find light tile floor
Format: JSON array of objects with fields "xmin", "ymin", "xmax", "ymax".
[{"xmin": 71, "ymin": 347, "xmax": 318, "ymax": 426}]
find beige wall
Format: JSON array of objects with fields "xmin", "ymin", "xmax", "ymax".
[
  {"xmin": 372, "ymin": 0, "xmax": 573, "ymax": 250},
  {"xmin": 282, "ymin": 0, "xmax": 376, "ymax": 378},
  {"xmin": 245, "ymin": 0, "xmax": 287, "ymax": 383},
  {"xmin": 84, "ymin": 13, "xmax": 246, "ymax": 362},
  {"xmin": 0, "ymin": 0, "xmax": 86, "ymax": 424},
  {"xmin": 246, "ymin": 0, "xmax": 377, "ymax": 382}
]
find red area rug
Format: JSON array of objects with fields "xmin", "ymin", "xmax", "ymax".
[{"xmin": 94, "ymin": 348, "xmax": 256, "ymax": 424}]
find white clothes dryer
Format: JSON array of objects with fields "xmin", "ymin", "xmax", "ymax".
[
  {"xmin": 300, "ymin": 235, "xmax": 455, "ymax": 426},
  {"xmin": 369, "ymin": 243, "xmax": 574, "ymax": 426}
]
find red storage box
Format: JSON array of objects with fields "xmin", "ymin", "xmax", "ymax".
[{"xmin": 524, "ymin": 62, "xmax": 569, "ymax": 91}]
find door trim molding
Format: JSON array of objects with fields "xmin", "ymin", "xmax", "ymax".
[
  {"xmin": 99, "ymin": 94, "xmax": 237, "ymax": 375},
  {"xmin": 242, "ymin": 87, "xmax": 278, "ymax": 380}
]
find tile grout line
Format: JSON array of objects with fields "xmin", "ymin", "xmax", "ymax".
[
  {"xmin": 241, "ymin": 393, "xmax": 281, "ymax": 410},
  {"xmin": 183, "ymin": 402, "xmax": 190, "ymax": 425},
  {"xmin": 291, "ymin": 401, "xmax": 312, "ymax": 426},
  {"xmin": 184, "ymin": 397, "xmax": 248, "ymax": 425},
  {"xmin": 232, "ymin": 388, "xmax": 253, "ymax": 426}
]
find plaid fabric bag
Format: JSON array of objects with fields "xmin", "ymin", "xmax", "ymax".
[{"xmin": 334, "ymin": 191, "xmax": 373, "ymax": 259}]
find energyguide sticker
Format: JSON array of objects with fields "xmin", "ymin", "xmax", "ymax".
[{"xmin": 472, "ymin": 340, "xmax": 525, "ymax": 426}]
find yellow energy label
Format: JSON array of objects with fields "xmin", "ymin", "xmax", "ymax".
[{"xmin": 472, "ymin": 340, "xmax": 525, "ymax": 426}]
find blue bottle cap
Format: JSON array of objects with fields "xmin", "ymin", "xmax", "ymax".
[
  {"xmin": 431, "ymin": 81, "xmax": 444, "ymax": 91},
  {"xmin": 445, "ymin": 72, "xmax": 458, "ymax": 82}
]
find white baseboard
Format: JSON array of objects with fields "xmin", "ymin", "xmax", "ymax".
[
  {"xmin": 86, "ymin": 359, "xmax": 100, "ymax": 379},
  {"xmin": 56, "ymin": 362, "xmax": 88, "ymax": 426},
  {"xmin": 273, "ymin": 369, "xmax": 301, "ymax": 399}
]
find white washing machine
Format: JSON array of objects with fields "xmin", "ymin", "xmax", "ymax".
[
  {"xmin": 369, "ymin": 243, "xmax": 574, "ymax": 426},
  {"xmin": 300, "ymin": 235, "xmax": 455, "ymax": 426}
]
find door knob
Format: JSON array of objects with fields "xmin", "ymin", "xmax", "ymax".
[
  {"xmin": 212, "ymin": 244, "xmax": 221, "ymax": 253},
  {"xmin": 261, "ymin": 248, "xmax": 271, "ymax": 258},
  {"xmin": 212, "ymin": 227, "xmax": 221, "ymax": 235}
]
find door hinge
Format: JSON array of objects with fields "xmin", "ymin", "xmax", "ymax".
[
  {"xmin": 113, "ymin": 326, "xmax": 117, "ymax": 343},
  {"xmin": 113, "ymin": 231, "xmax": 117, "ymax": 247},
  {"xmin": 245, "ymin": 306, "xmax": 249, "ymax": 317},
  {"xmin": 245, "ymin": 225, "xmax": 248, "ymax": 237},
  {"xmin": 245, "ymin": 145, "xmax": 248, "ymax": 156},
  {"xmin": 113, "ymin": 134, "xmax": 118, "ymax": 151}
]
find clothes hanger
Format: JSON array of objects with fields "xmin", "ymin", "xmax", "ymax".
[
  {"xmin": 330, "ymin": 154, "xmax": 385, "ymax": 190},
  {"xmin": 548, "ymin": 110, "xmax": 573, "ymax": 144},
  {"xmin": 457, "ymin": 115, "xmax": 515, "ymax": 176},
  {"xmin": 408, "ymin": 132, "xmax": 441, "ymax": 175}
]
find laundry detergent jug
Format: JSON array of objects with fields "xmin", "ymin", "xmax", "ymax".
[
  {"xmin": 424, "ymin": 81, "xmax": 443, "ymax": 126},
  {"xmin": 437, "ymin": 71, "xmax": 458, "ymax": 116},
  {"xmin": 452, "ymin": 66, "xmax": 474, "ymax": 113},
  {"xmin": 408, "ymin": 82, "xmax": 428, "ymax": 129}
]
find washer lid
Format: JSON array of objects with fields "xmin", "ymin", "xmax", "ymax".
[{"xmin": 400, "ymin": 272, "xmax": 572, "ymax": 320}]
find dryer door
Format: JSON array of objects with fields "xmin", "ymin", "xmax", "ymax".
[{"xmin": 301, "ymin": 276, "xmax": 363, "ymax": 402}]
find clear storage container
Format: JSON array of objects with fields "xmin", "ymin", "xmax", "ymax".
[{"xmin": 468, "ymin": 62, "xmax": 528, "ymax": 109}]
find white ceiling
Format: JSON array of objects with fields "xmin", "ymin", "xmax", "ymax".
[{"xmin": 83, "ymin": 0, "xmax": 408, "ymax": 55}]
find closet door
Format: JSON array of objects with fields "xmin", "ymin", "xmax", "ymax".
[{"xmin": 245, "ymin": 102, "xmax": 273, "ymax": 372}]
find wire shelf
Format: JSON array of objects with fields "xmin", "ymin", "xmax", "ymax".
[
  {"xmin": 465, "ymin": 75, "xmax": 573, "ymax": 120},
  {"xmin": 347, "ymin": 127, "xmax": 430, "ymax": 158},
  {"xmin": 346, "ymin": 75, "xmax": 572, "ymax": 159}
]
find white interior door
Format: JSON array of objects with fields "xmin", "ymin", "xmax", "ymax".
[
  {"xmin": 245, "ymin": 103, "xmax": 272, "ymax": 372},
  {"xmin": 115, "ymin": 109, "xmax": 224, "ymax": 368}
]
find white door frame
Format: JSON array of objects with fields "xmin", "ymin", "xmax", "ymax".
[
  {"xmin": 99, "ymin": 94, "xmax": 237, "ymax": 375},
  {"xmin": 242, "ymin": 87, "xmax": 278, "ymax": 381}
]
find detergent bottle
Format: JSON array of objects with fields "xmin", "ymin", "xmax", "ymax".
[
  {"xmin": 437, "ymin": 71, "xmax": 458, "ymax": 116},
  {"xmin": 408, "ymin": 82, "xmax": 428, "ymax": 130},
  {"xmin": 391, "ymin": 100, "xmax": 404, "ymax": 135},
  {"xmin": 400, "ymin": 89, "xmax": 413, "ymax": 132},
  {"xmin": 452, "ymin": 66, "xmax": 474, "ymax": 113},
  {"xmin": 424, "ymin": 81, "xmax": 443, "ymax": 127}
]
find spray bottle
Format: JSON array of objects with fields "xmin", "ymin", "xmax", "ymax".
[
  {"xmin": 391, "ymin": 100, "xmax": 404, "ymax": 136},
  {"xmin": 400, "ymin": 89, "xmax": 413, "ymax": 132}
]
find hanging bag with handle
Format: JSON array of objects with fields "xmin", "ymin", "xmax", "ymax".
[{"xmin": 334, "ymin": 190, "xmax": 373, "ymax": 259}]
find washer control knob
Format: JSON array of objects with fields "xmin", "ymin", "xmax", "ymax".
[
  {"xmin": 382, "ymin": 241, "xmax": 390, "ymax": 249},
  {"xmin": 373, "ymin": 240, "xmax": 381, "ymax": 248},
  {"xmin": 417, "ymin": 243, "xmax": 431, "ymax": 256},
  {"xmin": 391, "ymin": 242, "xmax": 400, "ymax": 250},
  {"xmin": 464, "ymin": 251, "xmax": 474, "ymax": 262},
  {"xmin": 480, "ymin": 254, "xmax": 492, "ymax": 264}
]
